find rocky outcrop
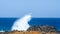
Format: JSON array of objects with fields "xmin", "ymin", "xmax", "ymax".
[{"xmin": 27, "ymin": 25, "xmax": 57, "ymax": 32}]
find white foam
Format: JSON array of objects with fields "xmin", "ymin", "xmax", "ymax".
[
  {"xmin": 11, "ymin": 13, "xmax": 32, "ymax": 31},
  {"xmin": 0, "ymin": 30, "xmax": 5, "ymax": 32}
]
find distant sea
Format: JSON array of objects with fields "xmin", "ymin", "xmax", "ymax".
[{"xmin": 0, "ymin": 18, "xmax": 60, "ymax": 31}]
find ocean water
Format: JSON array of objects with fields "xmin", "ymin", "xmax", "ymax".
[{"xmin": 0, "ymin": 18, "xmax": 60, "ymax": 31}]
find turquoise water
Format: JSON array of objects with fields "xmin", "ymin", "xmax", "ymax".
[{"xmin": 0, "ymin": 18, "xmax": 60, "ymax": 31}]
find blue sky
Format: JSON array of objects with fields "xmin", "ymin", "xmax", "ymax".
[{"xmin": 0, "ymin": 0, "xmax": 60, "ymax": 18}]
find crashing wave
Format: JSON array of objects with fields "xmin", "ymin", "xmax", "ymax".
[{"xmin": 11, "ymin": 13, "xmax": 32, "ymax": 31}]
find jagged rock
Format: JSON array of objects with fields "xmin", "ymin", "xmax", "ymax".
[
  {"xmin": 27, "ymin": 25, "xmax": 37, "ymax": 31},
  {"xmin": 27, "ymin": 25, "xmax": 57, "ymax": 32}
]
